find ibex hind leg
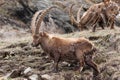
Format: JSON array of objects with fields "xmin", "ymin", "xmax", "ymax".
[
  {"xmin": 99, "ymin": 22, "xmax": 105, "ymax": 30},
  {"xmin": 79, "ymin": 59, "xmax": 84, "ymax": 73},
  {"xmin": 92, "ymin": 14, "xmax": 100, "ymax": 32},
  {"xmin": 85, "ymin": 60, "xmax": 99, "ymax": 76},
  {"xmin": 110, "ymin": 20, "xmax": 115, "ymax": 29},
  {"xmin": 92, "ymin": 25, "xmax": 97, "ymax": 32}
]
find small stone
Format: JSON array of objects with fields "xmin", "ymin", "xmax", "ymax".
[
  {"xmin": 41, "ymin": 74, "xmax": 53, "ymax": 80},
  {"xmin": 28, "ymin": 74, "xmax": 39, "ymax": 80},
  {"xmin": 24, "ymin": 67, "xmax": 32, "ymax": 75}
]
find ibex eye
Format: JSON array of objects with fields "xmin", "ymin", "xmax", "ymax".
[
  {"xmin": 33, "ymin": 35, "xmax": 38, "ymax": 39},
  {"xmin": 111, "ymin": 9, "xmax": 114, "ymax": 11}
]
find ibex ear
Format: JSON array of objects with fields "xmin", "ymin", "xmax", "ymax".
[
  {"xmin": 40, "ymin": 32, "xmax": 48, "ymax": 37},
  {"xmin": 103, "ymin": 0, "xmax": 110, "ymax": 5},
  {"xmin": 103, "ymin": 0, "xmax": 110, "ymax": 3}
]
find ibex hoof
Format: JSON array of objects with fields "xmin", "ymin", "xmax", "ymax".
[
  {"xmin": 110, "ymin": 27, "xmax": 114, "ymax": 29},
  {"xmin": 93, "ymin": 70, "xmax": 100, "ymax": 77},
  {"xmin": 92, "ymin": 29, "xmax": 96, "ymax": 32},
  {"xmin": 52, "ymin": 69, "xmax": 59, "ymax": 73}
]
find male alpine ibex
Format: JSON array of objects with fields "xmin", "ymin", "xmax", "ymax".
[
  {"xmin": 69, "ymin": 0, "xmax": 119, "ymax": 32},
  {"xmin": 31, "ymin": 6, "xmax": 99, "ymax": 75},
  {"xmin": 101, "ymin": 1, "xmax": 119, "ymax": 29},
  {"xmin": 92, "ymin": 0, "xmax": 119, "ymax": 31}
]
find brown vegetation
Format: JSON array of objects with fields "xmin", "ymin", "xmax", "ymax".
[{"xmin": 31, "ymin": 6, "xmax": 99, "ymax": 76}]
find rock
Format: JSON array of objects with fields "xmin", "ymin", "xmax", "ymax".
[
  {"xmin": 7, "ymin": 66, "xmax": 25, "ymax": 78},
  {"xmin": 115, "ymin": 13, "xmax": 120, "ymax": 27},
  {"xmin": 0, "ymin": 50, "xmax": 10, "ymax": 58},
  {"xmin": 41, "ymin": 74, "xmax": 53, "ymax": 80},
  {"xmin": 0, "ymin": 77, "xmax": 5, "ymax": 80},
  {"xmin": 28, "ymin": 74, "xmax": 39, "ymax": 80},
  {"xmin": 112, "ymin": 72, "xmax": 120, "ymax": 80},
  {"xmin": 5, "ymin": 67, "xmax": 43, "ymax": 80},
  {"xmin": 23, "ymin": 67, "xmax": 32, "ymax": 75},
  {"xmin": 0, "ymin": 69, "xmax": 4, "ymax": 75},
  {"xmin": 22, "ymin": 67, "xmax": 43, "ymax": 80}
]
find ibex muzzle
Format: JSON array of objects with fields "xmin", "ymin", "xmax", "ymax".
[{"xmin": 31, "ymin": 35, "xmax": 40, "ymax": 47}]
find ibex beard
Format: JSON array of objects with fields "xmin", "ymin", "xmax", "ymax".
[{"xmin": 31, "ymin": 6, "xmax": 100, "ymax": 76}]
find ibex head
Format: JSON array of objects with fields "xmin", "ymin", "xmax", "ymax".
[
  {"xmin": 32, "ymin": 34, "xmax": 40, "ymax": 47},
  {"xmin": 31, "ymin": 6, "xmax": 57, "ymax": 47},
  {"xmin": 103, "ymin": 0, "xmax": 111, "ymax": 6},
  {"xmin": 105, "ymin": 1, "xmax": 119, "ymax": 19},
  {"xmin": 32, "ymin": 32, "xmax": 49, "ymax": 47}
]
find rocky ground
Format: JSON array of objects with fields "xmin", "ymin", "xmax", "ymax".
[{"xmin": 0, "ymin": 25, "xmax": 120, "ymax": 80}]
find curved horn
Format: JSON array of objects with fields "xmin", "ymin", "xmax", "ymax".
[
  {"xmin": 52, "ymin": 1, "xmax": 66, "ymax": 9},
  {"xmin": 77, "ymin": 5, "xmax": 83, "ymax": 23},
  {"xmin": 31, "ymin": 10, "xmax": 43, "ymax": 35},
  {"xmin": 85, "ymin": 0, "xmax": 94, "ymax": 5},
  {"xmin": 31, "ymin": 6, "xmax": 57, "ymax": 35},
  {"xmin": 69, "ymin": 4, "xmax": 78, "ymax": 26}
]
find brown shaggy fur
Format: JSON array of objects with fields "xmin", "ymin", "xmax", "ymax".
[{"xmin": 31, "ymin": 6, "xmax": 99, "ymax": 75}]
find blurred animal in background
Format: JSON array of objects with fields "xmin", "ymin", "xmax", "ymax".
[
  {"xmin": 102, "ymin": 1, "xmax": 119, "ymax": 29},
  {"xmin": 93, "ymin": 0, "xmax": 119, "ymax": 32},
  {"xmin": 69, "ymin": 0, "xmax": 119, "ymax": 32}
]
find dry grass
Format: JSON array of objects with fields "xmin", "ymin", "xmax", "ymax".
[{"xmin": 0, "ymin": 27, "xmax": 120, "ymax": 80}]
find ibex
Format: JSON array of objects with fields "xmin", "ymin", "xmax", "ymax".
[
  {"xmin": 93, "ymin": 0, "xmax": 119, "ymax": 31},
  {"xmin": 102, "ymin": 1, "xmax": 119, "ymax": 28},
  {"xmin": 31, "ymin": 6, "xmax": 99, "ymax": 76},
  {"xmin": 69, "ymin": 0, "xmax": 119, "ymax": 32}
]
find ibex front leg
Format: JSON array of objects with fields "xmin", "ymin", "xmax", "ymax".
[
  {"xmin": 76, "ymin": 51, "xmax": 85, "ymax": 73},
  {"xmin": 107, "ymin": 17, "xmax": 115, "ymax": 29},
  {"xmin": 92, "ymin": 13, "xmax": 100, "ymax": 32},
  {"xmin": 110, "ymin": 18, "xmax": 115, "ymax": 29},
  {"xmin": 52, "ymin": 53, "xmax": 60, "ymax": 73}
]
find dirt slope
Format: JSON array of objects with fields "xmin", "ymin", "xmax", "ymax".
[{"xmin": 0, "ymin": 27, "xmax": 120, "ymax": 80}]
